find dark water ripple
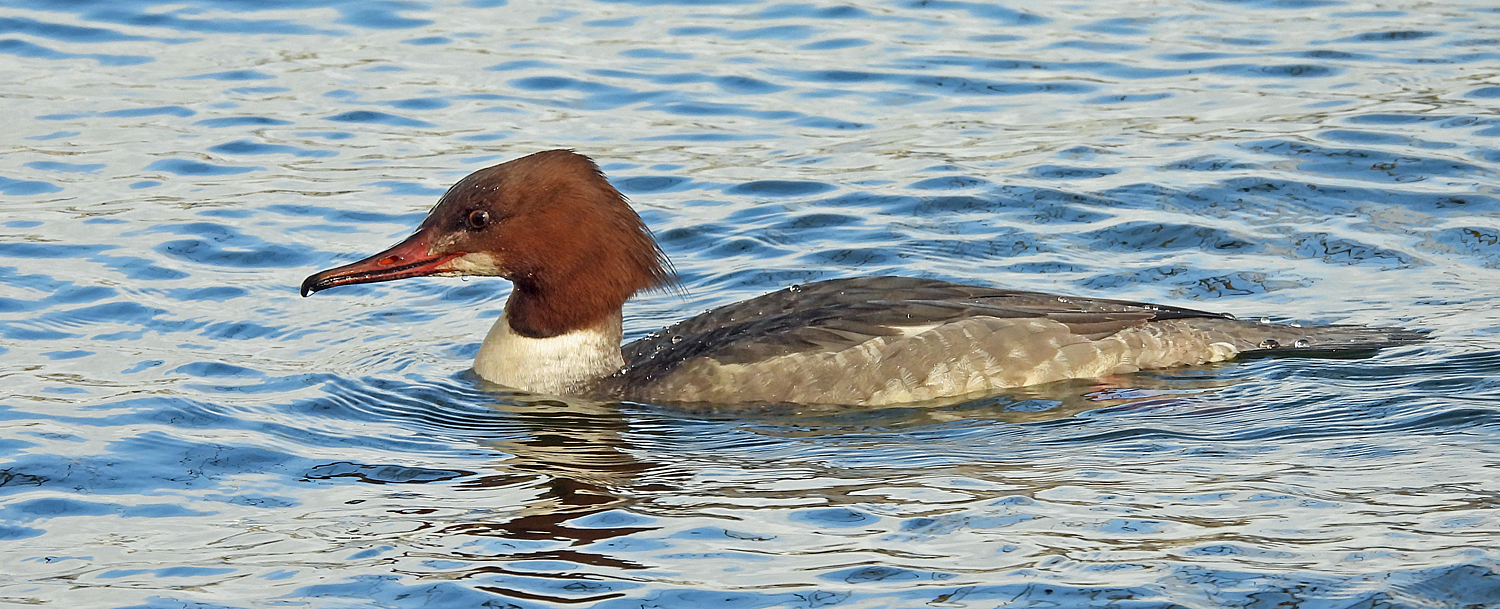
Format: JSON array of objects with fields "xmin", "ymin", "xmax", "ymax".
[{"xmin": 2, "ymin": 0, "xmax": 1499, "ymax": 607}]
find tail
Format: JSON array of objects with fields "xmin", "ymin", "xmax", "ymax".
[{"xmin": 1185, "ymin": 318, "xmax": 1430, "ymax": 358}]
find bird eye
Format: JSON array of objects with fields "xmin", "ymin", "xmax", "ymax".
[{"xmin": 466, "ymin": 210, "xmax": 490, "ymax": 230}]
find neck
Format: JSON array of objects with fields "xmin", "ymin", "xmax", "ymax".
[{"xmin": 472, "ymin": 294, "xmax": 625, "ymax": 395}]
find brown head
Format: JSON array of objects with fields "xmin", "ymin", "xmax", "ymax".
[{"xmin": 300, "ymin": 150, "xmax": 676, "ymax": 337}]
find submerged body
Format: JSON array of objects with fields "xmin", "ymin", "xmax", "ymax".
[{"xmin": 302, "ymin": 150, "xmax": 1426, "ymax": 406}]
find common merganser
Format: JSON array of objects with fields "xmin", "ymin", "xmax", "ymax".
[{"xmin": 301, "ymin": 150, "xmax": 1426, "ymax": 406}]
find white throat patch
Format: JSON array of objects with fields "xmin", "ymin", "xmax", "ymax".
[{"xmin": 472, "ymin": 305, "xmax": 625, "ymax": 396}]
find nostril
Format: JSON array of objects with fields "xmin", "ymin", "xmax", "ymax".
[{"xmin": 379, "ymin": 256, "xmax": 401, "ymax": 265}]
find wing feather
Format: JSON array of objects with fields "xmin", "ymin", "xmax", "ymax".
[{"xmin": 616, "ymin": 277, "xmax": 1230, "ymax": 384}]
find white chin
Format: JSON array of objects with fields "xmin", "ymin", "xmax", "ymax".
[{"xmin": 436, "ymin": 252, "xmax": 504, "ymax": 276}]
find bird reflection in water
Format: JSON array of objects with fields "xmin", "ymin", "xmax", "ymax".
[
  {"xmin": 383, "ymin": 371, "xmax": 1247, "ymax": 606},
  {"xmin": 434, "ymin": 395, "xmax": 670, "ymax": 604}
]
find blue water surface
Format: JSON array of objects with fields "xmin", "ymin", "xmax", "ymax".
[{"xmin": 2, "ymin": 0, "xmax": 1499, "ymax": 607}]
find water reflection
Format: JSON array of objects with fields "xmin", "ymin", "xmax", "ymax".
[
  {"xmin": 460, "ymin": 398, "xmax": 662, "ymax": 591},
  {"xmin": 472, "ymin": 396, "xmax": 665, "ymax": 519},
  {"xmin": 375, "ymin": 364, "xmax": 1500, "ymax": 608}
]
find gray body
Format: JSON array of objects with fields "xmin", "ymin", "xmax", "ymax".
[{"xmin": 602, "ymin": 277, "xmax": 1424, "ymax": 405}]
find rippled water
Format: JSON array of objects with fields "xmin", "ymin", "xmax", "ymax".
[{"xmin": 3, "ymin": 0, "xmax": 1500, "ymax": 607}]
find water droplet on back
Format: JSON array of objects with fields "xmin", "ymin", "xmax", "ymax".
[
  {"xmin": 1294, "ymin": 338, "xmax": 1311, "ymax": 348},
  {"xmin": 1259, "ymin": 338, "xmax": 1280, "ymax": 349}
]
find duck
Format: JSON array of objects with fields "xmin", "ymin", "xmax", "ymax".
[{"xmin": 301, "ymin": 150, "xmax": 1426, "ymax": 406}]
